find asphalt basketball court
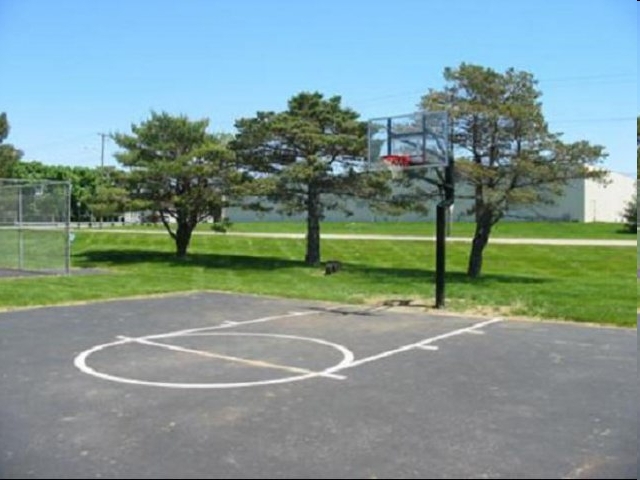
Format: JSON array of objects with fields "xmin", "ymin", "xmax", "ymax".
[{"xmin": 0, "ymin": 291, "xmax": 637, "ymax": 478}]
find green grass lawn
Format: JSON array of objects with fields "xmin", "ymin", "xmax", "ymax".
[
  {"xmin": 636, "ymin": 211, "xmax": 640, "ymax": 307},
  {"xmin": 0, "ymin": 230, "xmax": 634, "ymax": 327},
  {"xmin": 0, "ymin": 228, "xmax": 68, "ymax": 271},
  {"xmin": 105, "ymin": 220, "xmax": 635, "ymax": 239},
  {"xmin": 222, "ymin": 221, "xmax": 634, "ymax": 239}
]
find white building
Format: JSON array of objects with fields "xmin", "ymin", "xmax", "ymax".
[
  {"xmin": 223, "ymin": 170, "xmax": 637, "ymax": 224},
  {"xmin": 505, "ymin": 171, "xmax": 636, "ymax": 223}
]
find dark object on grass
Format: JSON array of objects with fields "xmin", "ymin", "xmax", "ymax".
[{"xmin": 324, "ymin": 260, "xmax": 342, "ymax": 275}]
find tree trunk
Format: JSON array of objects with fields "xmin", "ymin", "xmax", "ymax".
[
  {"xmin": 467, "ymin": 201, "xmax": 499, "ymax": 278},
  {"xmin": 305, "ymin": 186, "xmax": 321, "ymax": 265},
  {"xmin": 467, "ymin": 224, "xmax": 491, "ymax": 278},
  {"xmin": 212, "ymin": 204, "xmax": 222, "ymax": 223},
  {"xmin": 175, "ymin": 222, "xmax": 193, "ymax": 259}
]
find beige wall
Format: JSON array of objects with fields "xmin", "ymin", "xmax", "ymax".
[
  {"xmin": 225, "ymin": 171, "xmax": 635, "ymax": 224},
  {"xmin": 582, "ymin": 171, "xmax": 636, "ymax": 223}
]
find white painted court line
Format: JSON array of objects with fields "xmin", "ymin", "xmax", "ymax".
[
  {"xmin": 465, "ymin": 329, "xmax": 485, "ymax": 335},
  {"xmin": 153, "ymin": 310, "xmax": 320, "ymax": 339},
  {"xmin": 327, "ymin": 317, "xmax": 503, "ymax": 374},
  {"xmin": 116, "ymin": 335, "xmax": 346, "ymax": 380},
  {"xmin": 74, "ymin": 317, "xmax": 355, "ymax": 389},
  {"xmin": 74, "ymin": 312, "xmax": 503, "ymax": 390},
  {"xmin": 416, "ymin": 345, "xmax": 440, "ymax": 351}
]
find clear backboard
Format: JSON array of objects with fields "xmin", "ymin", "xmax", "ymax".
[
  {"xmin": 366, "ymin": 111, "xmax": 453, "ymax": 308},
  {"xmin": 367, "ymin": 111, "xmax": 450, "ymax": 175}
]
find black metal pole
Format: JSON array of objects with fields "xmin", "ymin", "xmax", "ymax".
[
  {"xmin": 435, "ymin": 202, "xmax": 446, "ymax": 308},
  {"xmin": 435, "ymin": 160, "xmax": 455, "ymax": 309}
]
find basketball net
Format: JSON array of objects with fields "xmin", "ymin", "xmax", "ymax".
[{"xmin": 382, "ymin": 155, "xmax": 411, "ymax": 179}]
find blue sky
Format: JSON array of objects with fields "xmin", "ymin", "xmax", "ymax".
[{"xmin": 0, "ymin": 0, "xmax": 636, "ymax": 176}]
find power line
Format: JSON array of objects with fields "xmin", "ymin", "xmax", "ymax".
[
  {"xmin": 23, "ymin": 132, "xmax": 96, "ymax": 151},
  {"xmin": 539, "ymin": 73, "xmax": 635, "ymax": 83},
  {"xmin": 350, "ymin": 72, "xmax": 636, "ymax": 107},
  {"xmin": 550, "ymin": 116, "xmax": 636, "ymax": 125}
]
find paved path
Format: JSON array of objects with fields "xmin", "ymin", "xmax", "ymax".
[
  {"xmin": 224, "ymin": 232, "xmax": 637, "ymax": 247},
  {"xmin": 83, "ymin": 229, "xmax": 637, "ymax": 247}
]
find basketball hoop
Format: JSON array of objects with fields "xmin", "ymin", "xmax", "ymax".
[{"xmin": 381, "ymin": 154, "xmax": 411, "ymax": 179}]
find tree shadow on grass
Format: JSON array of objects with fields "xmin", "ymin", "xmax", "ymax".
[
  {"xmin": 75, "ymin": 249, "xmax": 308, "ymax": 270},
  {"xmin": 347, "ymin": 264, "xmax": 547, "ymax": 285},
  {"xmin": 76, "ymin": 248, "xmax": 548, "ymax": 286},
  {"xmin": 615, "ymin": 228, "xmax": 637, "ymax": 235}
]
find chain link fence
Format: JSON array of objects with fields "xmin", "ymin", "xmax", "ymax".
[{"xmin": 0, "ymin": 180, "xmax": 72, "ymax": 274}]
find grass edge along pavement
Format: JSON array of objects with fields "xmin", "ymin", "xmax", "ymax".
[{"xmin": 0, "ymin": 230, "xmax": 634, "ymax": 328}]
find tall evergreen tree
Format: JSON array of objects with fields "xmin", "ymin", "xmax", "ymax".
[
  {"xmin": 421, "ymin": 64, "xmax": 607, "ymax": 277},
  {"xmin": 0, "ymin": 112, "xmax": 23, "ymax": 177},
  {"xmin": 621, "ymin": 191, "xmax": 637, "ymax": 233},
  {"xmin": 113, "ymin": 111, "xmax": 243, "ymax": 258},
  {"xmin": 232, "ymin": 92, "xmax": 388, "ymax": 265},
  {"xmin": 636, "ymin": 117, "xmax": 640, "ymax": 179}
]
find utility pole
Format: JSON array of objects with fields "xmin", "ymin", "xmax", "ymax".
[
  {"xmin": 97, "ymin": 133, "xmax": 108, "ymax": 168},
  {"xmin": 96, "ymin": 133, "xmax": 109, "ymax": 229}
]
